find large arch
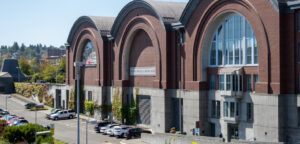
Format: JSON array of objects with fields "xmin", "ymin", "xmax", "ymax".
[
  {"xmin": 67, "ymin": 16, "xmax": 114, "ymax": 86},
  {"xmin": 182, "ymin": 0, "xmax": 279, "ymax": 93},
  {"xmin": 112, "ymin": 0, "xmax": 186, "ymax": 88}
]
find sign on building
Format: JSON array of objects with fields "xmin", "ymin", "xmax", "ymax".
[{"xmin": 130, "ymin": 67, "xmax": 156, "ymax": 76}]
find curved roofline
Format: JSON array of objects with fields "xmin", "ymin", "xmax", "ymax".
[
  {"xmin": 110, "ymin": 0, "xmax": 165, "ymax": 38},
  {"xmin": 180, "ymin": 0, "xmax": 280, "ymax": 26},
  {"xmin": 179, "ymin": 0, "xmax": 202, "ymax": 26},
  {"xmin": 67, "ymin": 16, "xmax": 102, "ymax": 44}
]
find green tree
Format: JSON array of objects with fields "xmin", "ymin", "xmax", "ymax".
[{"xmin": 18, "ymin": 58, "xmax": 32, "ymax": 76}]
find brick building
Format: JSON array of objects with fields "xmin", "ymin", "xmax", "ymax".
[{"xmin": 60, "ymin": 0, "xmax": 300, "ymax": 143}]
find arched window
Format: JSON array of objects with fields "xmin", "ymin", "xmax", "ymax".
[
  {"xmin": 209, "ymin": 14, "xmax": 258, "ymax": 66},
  {"xmin": 82, "ymin": 41, "xmax": 96, "ymax": 65}
]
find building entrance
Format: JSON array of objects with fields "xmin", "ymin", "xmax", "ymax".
[
  {"xmin": 228, "ymin": 124, "xmax": 239, "ymax": 140},
  {"xmin": 138, "ymin": 95, "xmax": 151, "ymax": 125}
]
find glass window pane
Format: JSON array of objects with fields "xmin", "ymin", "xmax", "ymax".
[
  {"xmin": 219, "ymin": 75, "xmax": 224, "ymax": 90},
  {"xmin": 218, "ymin": 41, "xmax": 223, "ymax": 65},
  {"xmin": 234, "ymin": 41, "xmax": 240, "ymax": 64},
  {"xmin": 226, "ymin": 75, "xmax": 231, "ymax": 91},
  {"xmin": 246, "ymin": 39, "xmax": 252, "ymax": 64},
  {"xmin": 224, "ymin": 102, "xmax": 228, "ymax": 117},
  {"xmin": 210, "ymin": 42, "xmax": 216, "ymax": 65},
  {"xmin": 228, "ymin": 18, "xmax": 233, "ymax": 39},
  {"xmin": 245, "ymin": 21, "xmax": 252, "ymax": 38},
  {"xmin": 230, "ymin": 102, "xmax": 235, "ymax": 118},
  {"xmin": 254, "ymin": 38, "xmax": 258, "ymax": 64},
  {"xmin": 229, "ymin": 41, "xmax": 234, "ymax": 64}
]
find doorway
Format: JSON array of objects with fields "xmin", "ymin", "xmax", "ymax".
[
  {"xmin": 228, "ymin": 124, "xmax": 239, "ymax": 140},
  {"xmin": 210, "ymin": 123, "xmax": 216, "ymax": 137}
]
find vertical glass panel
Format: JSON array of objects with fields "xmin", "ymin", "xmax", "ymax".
[
  {"xmin": 254, "ymin": 38, "xmax": 258, "ymax": 64},
  {"xmin": 219, "ymin": 75, "xmax": 224, "ymax": 90},
  {"xmin": 228, "ymin": 18, "xmax": 233, "ymax": 39},
  {"xmin": 245, "ymin": 21, "xmax": 252, "ymax": 38},
  {"xmin": 229, "ymin": 41, "xmax": 234, "ymax": 64},
  {"xmin": 230, "ymin": 102, "xmax": 235, "ymax": 118},
  {"xmin": 234, "ymin": 16, "xmax": 241, "ymax": 39},
  {"xmin": 224, "ymin": 102, "xmax": 228, "ymax": 117},
  {"xmin": 246, "ymin": 39, "xmax": 252, "ymax": 64},
  {"xmin": 226, "ymin": 75, "xmax": 231, "ymax": 91},
  {"xmin": 210, "ymin": 42, "xmax": 216, "ymax": 65},
  {"xmin": 218, "ymin": 41, "xmax": 223, "ymax": 65},
  {"xmin": 235, "ymin": 40, "xmax": 240, "ymax": 64}
]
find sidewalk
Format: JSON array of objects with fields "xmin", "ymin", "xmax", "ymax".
[{"xmin": 120, "ymin": 139, "xmax": 149, "ymax": 144}]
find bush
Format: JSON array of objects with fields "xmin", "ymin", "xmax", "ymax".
[
  {"xmin": 36, "ymin": 136, "xmax": 54, "ymax": 144},
  {"xmin": 0, "ymin": 120, "xmax": 7, "ymax": 136},
  {"xmin": 30, "ymin": 107, "xmax": 48, "ymax": 111},
  {"xmin": 84, "ymin": 101, "xmax": 95, "ymax": 116},
  {"xmin": 3, "ymin": 124, "xmax": 47, "ymax": 143}
]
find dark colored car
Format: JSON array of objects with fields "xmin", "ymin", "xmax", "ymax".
[
  {"xmin": 25, "ymin": 102, "xmax": 36, "ymax": 109},
  {"xmin": 125, "ymin": 128, "xmax": 142, "ymax": 139},
  {"xmin": 0, "ymin": 111, "xmax": 9, "ymax": 117},
  {"xmin": 94, "ymin": 121, "xmax": 110, "ymax": 133}
]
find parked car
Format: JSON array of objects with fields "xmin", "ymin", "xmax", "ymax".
[
  {"xmin": 1, "ymin": 114, "xmax": 16, "ymax": 121},
  {"xmin": 107, "ymin": 125, "xmax": 120, "ymax": 136},
  {"xmin": 114, "ymin": 126, "xmax": 131, "ymax": 138},
  {"xmin": 0, "ymin": 110, "xmax": 9, "ymax": 117},
  {"xmin": 101, "ymin": 124, "xmax": 119, "ymax": 134},
  {"xmin": 13, "ymin": 119, "xmax": 28, "ymax": 126},
  {"xmin": 49, "ymin": 110, "xmax": 76, "ymax": 120},
  {"xmin": 125, "ymin": 128, "xmax": 142, "ymax": 139},
  {"xmin": 46, "ymin": 109, "xmax": 61, "ymax": 119},
  {"xmin": 94, "ymin": 121, "xmax": 110, "ymax": 133},
  {"xmin": 25, "ymin": 102, "xmax": 36, "ymax": 109}
]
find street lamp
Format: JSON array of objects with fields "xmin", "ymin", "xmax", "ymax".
[
  {"xmin": 74, "ymin": 62, "xmax": 84, "ymax": 144},
  {"xmin": 35, "ymin": 105, "xmax": 37, "ymax": 144}
]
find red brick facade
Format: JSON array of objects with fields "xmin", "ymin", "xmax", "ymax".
[{"xmin": 66, "ymin": 0, "xmax": 298, "ymax": 95}]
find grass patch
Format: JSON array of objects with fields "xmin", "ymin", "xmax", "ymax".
[
  {"xmin": 54, "ymin": 139, "xmax": 67, "ymax": 144},
  {"xmin": 30, "ymin": 107, "xmax": 48, "ymax": 111}
]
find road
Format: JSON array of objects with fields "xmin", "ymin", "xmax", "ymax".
[{"xmin": 0, "ymin": 94, "xmax": 122, "ymax": 144}]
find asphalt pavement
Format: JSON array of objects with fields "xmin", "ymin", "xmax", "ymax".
[{"xmin": 0, "ymin": 94, "xmax": 124, "ymax": 144}]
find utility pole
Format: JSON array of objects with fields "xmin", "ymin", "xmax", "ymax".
[
  {"xmin": 74, "ymin": 62, "xmax": 84, "ymax": 144},
  {"xmin": 35, "ymin": 105, "xmax": 37, "ymax": 144}
]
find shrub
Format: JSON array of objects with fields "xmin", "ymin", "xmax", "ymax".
[
  {"xmin": 84, "ymin": 101, "xmax": 95, "ymax": 116},
  {"xmin": 3, "ymin": 124, "xmax": 47, "ymax": 143},
  {"xmin": 0, "ymin": 120, "xmax": 7, "ymax": 136},
  {"xmin": 30, "ymin": 107, "xmax": 48, "ymax": 111},
  {"xmin": 36, "ymin": 136, "xmax": 54, "ymax": 144}
]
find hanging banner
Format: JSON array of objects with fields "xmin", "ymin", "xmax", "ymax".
[{"xmin": 130, "ymin": 67, "xmax": 156, "ymax": 76}]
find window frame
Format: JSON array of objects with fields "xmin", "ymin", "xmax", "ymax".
[{"xmin": 209, "ymin": 14, "xmax": 258, "ymax": 67}]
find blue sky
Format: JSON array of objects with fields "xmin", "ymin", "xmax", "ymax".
[{"xmin": 0, "ymin": 0, "xmax": 188, "ymax": 47}]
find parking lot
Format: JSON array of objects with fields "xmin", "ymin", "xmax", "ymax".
[{"xmin": 0, "ymin": 94, "xmax": 125, "ymax": 144}]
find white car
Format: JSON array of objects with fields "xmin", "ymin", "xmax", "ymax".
[
  {"xmin": 113, "ymin": 126, "xmax": 131, "ymax": 138},
  {"xmin": 50, "ymin": 110, "xmax": 75, "ymax": 120},
  {"xmin": 108, "ymin": 125, "xmax": 122, "ymax": 136},
  {"xmin": 102, "ymin": 124, "xmax": 119, "ymax": 135}
]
